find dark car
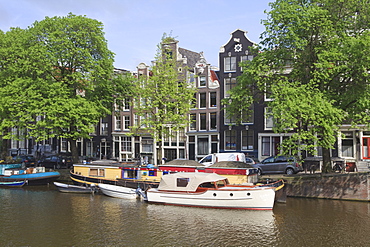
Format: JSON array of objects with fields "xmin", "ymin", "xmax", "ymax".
[
  {"xmin": 38, "ymin": 155, "xmax": 73, "ymax": 169},
  {"xmin": 12, "ymin": 155, "xmax": 36, "ymax": 167},
  {"xmin": 252, "ymin": 155, "xmax": 303, "ymax": 175}
]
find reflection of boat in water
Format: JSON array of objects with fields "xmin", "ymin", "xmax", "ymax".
[
  {"xmin": 70, "ymin": 160, "xmax": 259, "ymax": 189},
  {"xmin": 53, "ymin": 182, "xmax": 97, "ymax": 194},
  {"xmin": 143, "ymin": 200, "xmax": 276, "ymax": 245},
  {"xmin": 0, "ymin": 167, "xmax": 60, "ymax": 185},
  {"xmin": 98, "ymin": 183, "xmax": 137, "ymax": 199},
  {"xmin": 144, "ymin": 172, "xmax": 276, "ymax": 210}
]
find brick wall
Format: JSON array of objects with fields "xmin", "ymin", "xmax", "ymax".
[{"xmin": 284, "ymin": 173, "xmax": 370, "ymax": 201}]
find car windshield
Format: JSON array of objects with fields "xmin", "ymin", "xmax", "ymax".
[{"xmin": 263, "ymin": 157, "xmax": 275, "ymax": 163}]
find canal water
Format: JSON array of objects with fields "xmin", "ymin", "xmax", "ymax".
[{"xmin": 1, "ymin": 185, "xmax": 369, "ymax": 247}]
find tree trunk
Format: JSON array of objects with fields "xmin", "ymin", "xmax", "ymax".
[
  {"xmin": 68, "ymin": 138, "xmax": 79, "ymax": 164},
  {"xmin": 322, "ymin": 147, "xmax": 331, "ymax": 173},
  {"xmin": 0, "ymin": 136, "xmax": 9, "ymax": 159},
  {"xmin": 157, "ymin": 131, "xmax": 163, "ymax": 165}
]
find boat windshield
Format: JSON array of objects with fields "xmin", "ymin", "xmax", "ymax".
[
  {"xmin": 215, "ymin": 179, "xmax": 227, "ymax": 187},
  {"xmin": 199, "ymin": 182, "xmax": 216, "ymax": 188}
]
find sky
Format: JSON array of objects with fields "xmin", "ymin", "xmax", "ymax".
[{"xmin": 0, "ymin": 0, "xmax": 272, "ymax": 71}]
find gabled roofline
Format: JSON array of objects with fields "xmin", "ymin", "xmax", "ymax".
[{"xmin": 219, "ymin": 29, "xmax": 256, "ymax": 53}]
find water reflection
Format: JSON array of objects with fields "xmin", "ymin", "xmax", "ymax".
[
  {"xmin": 0, "ymin": 187, "xmax": 369, "ymax": 247},
  {"xmin": 144, "ymin": 204, "xmax": 276, "ymax": 246},
  {"xmin": 273, "ymin": 198, "xmax": 370, "ymax": 247}
]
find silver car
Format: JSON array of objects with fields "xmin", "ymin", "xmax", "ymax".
[{"xmin": 253, "ymin": 156, "xmax": 302, "ymax": 175}]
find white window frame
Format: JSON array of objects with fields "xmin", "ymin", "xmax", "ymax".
[
  {"xmin": 224, "ymin": 56, "xmax": 236, "ymax": 72},
  {"xmin": 124, "ymin": 98, "xmax": 130, "ymax": 111},
  {"xmin": 115, "ymin": 115, "xmax": 121, "ymax": 130},
  {"xmin": 199, "ymin": 76, "xmax": 206, "ymax": 87},
  {"xmin": 339, "ymin": 131, "xmax": 355, "ymax": 158},
  {"xmin": 124, "ymin": 115, "xmax": 130, "ymax": 130},
  {"xmin": 189, "ymin": 114, "xmax": 196, "ymax": 131},
  {"xmin": 199, "ymin": 113, "xmax": 207, "ymax": 131},
  {"xmin": 209, "ymin": 92, "xmax": 217, "ymax": 108},
  {"xmin": 264, "ymin": 107, "xmax": 274, "ymax": 130},
  {"xmin": 224, "ymin": 77, "xmax": 236, "ymax": 98},
  {"xmin": 209, "ymin": 112, "xmax": 217, "ymax": 130},
  {"xmin": 199, "ymin": 92, "xmax": 207, "ymax": 109}
]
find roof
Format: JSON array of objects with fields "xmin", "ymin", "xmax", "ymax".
[
  {"xmin": 178, "ymin": 47, "xmax": 201, "ymax": 68},
  {"xmin": 209, "ymin": 70, "xmax": 220, "ymax": 89},
  {"xmin": 209, "ymin": 161, "xmax": 254, "ymax": 168},
  {"xmin": 158, "ymin": 172, "xmax": 226, "ymax": 192},
  {"xmin": 161, "ymin": 159, "xmax": 201, "ymax": 167},
  {"xmin": 219, "ymin": 29, "xmax": 256, "ymax": 53}
]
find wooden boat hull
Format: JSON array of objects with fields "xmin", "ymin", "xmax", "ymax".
[
  {"xmin": 98, "ymin": 183, "xmax": 137, "ymax": 199},
  {"xmin": 0, "ymin": 180, "xmax": 26, "ymax": 188},
  {"xmin": 70, "ymin": 170, "xmax": 159, "ymax": 191},
  {"xmin": 146, "ymin": 187, "xmax": 276, "ymax": 210},
  {"xmin": 53, "ymin": 182, "xmax": 96, "ymax": 194},
  {"xmin": 70, "ymin": 171, "xmax": 119, "ymax": 185}
]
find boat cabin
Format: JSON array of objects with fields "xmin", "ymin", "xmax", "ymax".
[
  {"xmin": 157, "ymin": 172, "xmax": 229, "ymax": 192},
  {"xmin": 71, "ymin": 160, "xmax": 258, "ymax": 187}
]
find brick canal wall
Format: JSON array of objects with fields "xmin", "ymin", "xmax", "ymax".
[{"xmin": 283, "ymin": 172, "xmax": 370, "ymax": 201}]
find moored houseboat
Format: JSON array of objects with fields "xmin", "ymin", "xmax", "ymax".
[
  {"xmin": 71, "ymin": 159, "xmax": 261, "ymax": 191},
  {"xmin": 70, "ymin": 160, "xmax": 162, "ymax": 191}
]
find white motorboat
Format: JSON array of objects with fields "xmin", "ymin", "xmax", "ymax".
[
  {"xmin": 98, "ymin": 183, "xmax": 138, "ymax": 199},
  {"xmin": 145, "ymin": 172, "xmax": 276, "ymax": 210}
]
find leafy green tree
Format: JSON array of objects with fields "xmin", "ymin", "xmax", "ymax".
[
  {"xmin": 227, "ymin": 0, "xmax": 370, "ymax": 172},
  {"xmin": 0, "ymin": 14, "xmax": 133, "ymax": 162},
  {"xmin": 131, "ymin": 34, "xmax": 196, "ymax": 164},
  {"xmin": 0, "ymin": 27, "xmax": 36, "ymax": 159}
]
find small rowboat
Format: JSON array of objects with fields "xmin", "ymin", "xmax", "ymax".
[
  {"xmin": 53, "ymin": 182, "xmax": 97, "ymax": 194},
  {"xmin": 0, "ymin": 180, "xmax": 27, "ymax": 188},
  {"xmin": 98, "ymin": 183, "xmax": 138, "ymax": 199}
]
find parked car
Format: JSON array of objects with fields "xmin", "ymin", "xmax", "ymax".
[
  {"xmin": 38, "ymin": 155, "xmax": 73, "ymax": 169},
  {"xmin": 252, "ymin": 155, "xmax": 303, "ymax": 175},
  {"xmin": 12, "ymin": 155, "xmax": 36, "ymax": 167},
  {"xmin": 198, "ymin": 153, "xmax": 247, "ymax": 167},
  {"xmin": 245, "ymin": 157, "xmax": 257, "ymax": 165}
]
